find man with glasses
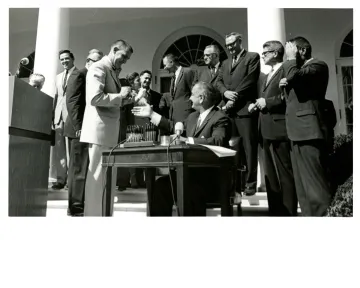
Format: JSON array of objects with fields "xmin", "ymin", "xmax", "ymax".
[
  {"xmin": 251, "ymin": 41, "xmax": 297, "ymax": 216},
  {"xmin": 63, "ymin": 49, "xmax": 103, "ymax": 216},
  {"xmin": 217, "ymin": 32, "xmax": 260, "ymax": 196},
  {"xmin": 194, "ymin": 45, "xmax": 223, "ymax": 107}
]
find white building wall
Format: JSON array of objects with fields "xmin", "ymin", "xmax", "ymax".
[{"xmin": 9, "ymin": 8, "xmax": 353, "ymax": 134}]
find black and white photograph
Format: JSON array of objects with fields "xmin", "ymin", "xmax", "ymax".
[
  {"xmin": 8, "ymin": 6, "xmax": 353, "ymax": 217},
  {"xmin": 3, "ymin": 2, "xmax": 357, "ymax": 287}
]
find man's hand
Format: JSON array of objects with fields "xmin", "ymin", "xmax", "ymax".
[
  {"xmin": 135, "ymin": 88, "xmax": 147, "ymax": 103},
  {"xmin": 131, "ymin": 103, "xmax": 153, "ymax": 118},
  {"xmin": 75, "ymin": 130, "xmax": 81, "ymax": 138},
  {"xmin": 119, "ymin": 86, "xmax": 132, "ymax": 98},
  {"xmin": 248, "ymin": 103, "xmax": 258, "ymax": 113},
  {"xmin": 255, "ymin": 98, "xmax": 266, "ymax": 110},
  {"xmin": 222, "ymin": 100, "xmax": 234, "ymax": 111},
  {"xmin": 279, "ymin": 78, "xmax": 288, "ymax": 88},
  {"xmin": 285, "ymin": 42, "xmax": 297, "ymax": 60},
  {"xmin": 119, "ymin": 87, "xmax": 135, "ymax": 107},
  {"xmin": 224, "ymin": 91, "xmax": 238, "ymax": 101}
]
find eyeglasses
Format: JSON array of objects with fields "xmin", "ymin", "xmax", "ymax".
[
  {"xmin": 204, "ymin": 53, "xmax": 216, "ymax": 58},
  {"xmin": 86, "ymin": 58, "xmax": 98, "ymax": 63},
  {"xmin": 225, "ymin": 40, "xmax": 238, "ymax": 48},
  {"xmin": 262, "ymin": 50, "xmax": 276, "ymax": 56}
]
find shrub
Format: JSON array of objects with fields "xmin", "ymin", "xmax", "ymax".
[
  {"xmin": 329, "ymin": 133, "xmax": 353, "ymax": 187},
  {"xmin": 326, "ymin": 176, "xmax": 353, "ymax": 217}
]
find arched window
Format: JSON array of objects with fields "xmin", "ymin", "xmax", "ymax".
[
  {"xmin": 340, "ymin": 29, "xmax": 353, "ymax": 58},
  {"xmin": 336, "ymin": 29, "xmax": 353, "ymax": 134},
  {"xmin": 160, "ymin": 34, "xmax": 228, "ymax": 69}
]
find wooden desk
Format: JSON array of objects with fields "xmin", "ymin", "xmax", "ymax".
[{"xmin": 102, "ymin": 144, "xmax": 236, "ymax": 216}]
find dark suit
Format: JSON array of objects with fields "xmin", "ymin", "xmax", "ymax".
[
  {"xmin": 217, "ymin": 49, "xmax": 260, "ymax": 190},
  {"xmin": 283, "ymin": 58, "xmax": 332, "ymax": 216},
  {"xmin": 194, "ymin": 63, "xmax": 224, "ymax": 106},
  {"xmin": 117, "ymin": 82, "xmax": 163, "ymax": 188},
  {"xmin": 64, "ymin": 67, "xmax": 89, "ymax": 214},
  {"xmin": 169, "ymin": 67, "xmax": 196, "ymax": 124},
  {"xmin": 151, "ymin": 107, "xmax": 232, "ymax": 216},
  {"xmin": 259, "ymin": 65, "xmax": 297, "ymax": 216}
]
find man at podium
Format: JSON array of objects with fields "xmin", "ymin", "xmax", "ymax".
[{"xmin": 132, "ymin": 82, "xmax": 232, "ymax": 216}]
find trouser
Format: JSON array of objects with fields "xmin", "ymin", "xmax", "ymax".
[
  {"xmin": 150, "ymin": 169, "xmax": 220, "ymax": 217},
  {"xmin": 84, "ymin": 143, "xmax": 117, "ymax": 216},
  {"xmin": 232, "ymin": 116, "xmax": 258, "ymax": 190},
  {"xmin": 49, "ymin": 122, "xmax": 68, "ymax": 185},
  {"xmin": 290, "ymin": 140, "xmax": 332, "ymax": 216},
  {"xmin": 67, "ymin": 137, "xmax": 89, "ymax": 214},
  {"xmin": 262, "ymin": 138, "xmax": 298, "ymax": 216}
]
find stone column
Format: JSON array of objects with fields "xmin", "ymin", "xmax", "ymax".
[
  {"xmin": 33, "ymin": 8, "xmax": 70, "ymax": 185},
  {"xmin": 247, "ymin": 8, "xmax": 286, "ymax": 191},
  {"xmin": 33, "ymin": 7, "xmax": 70, "ymax": 97}
]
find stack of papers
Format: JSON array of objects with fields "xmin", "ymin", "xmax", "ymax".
[{"xmin": 199, "ymin": 144, "xmax": 237, "ymax": 158}]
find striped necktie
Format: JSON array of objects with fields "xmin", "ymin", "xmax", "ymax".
[{"xmin": 62, "ymin": 69, "xmax": 68, "ymax": 91}]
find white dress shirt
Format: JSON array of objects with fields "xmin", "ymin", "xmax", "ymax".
[
  {"xmin": 150, "ymin": 105, "xmax": 215, "ymax": 144},
  {"xmin": 187, "ymin": 105, "xmax": 215, "ymax": 144},
  {"xmin": 174, "ymin": 66, "xmax": 182, "ymax": 87}
]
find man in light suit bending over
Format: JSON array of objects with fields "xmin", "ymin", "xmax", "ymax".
[{"xmin": 80, "ymin": 40, "xmax": 134, "ymax": 216}]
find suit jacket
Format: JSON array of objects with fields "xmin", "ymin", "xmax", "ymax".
[
  {"xmin": 158, "ymin": 106, "xmax": 231, "ymax": 147},
  {"xmin": 259, "ymin": 65, "xmax": 288, "ymax": 140},
  {"xmin": 283, "ymin": 58, "xmax": 329, "ymax": 141},
  {"xmin": 169, "ymin": 67, "xmax": 196, "ymax": 123},
  {"xmin": 216, "ymin": 50, "xmax": 260, "ymax": 116},
  {"xmin": 53, "ymin": 67, "xmax": 78, "ymax": 125},
  {"xmin": 64, "ymin": 67, "xmax": 87, "ymax": 138},
  {"xmin": 147, "ymin": 89, "xmax": 162, "ymax": 114},
  {"xmin": 194, "ymin": 63, "xmax": 224, "ymax": 106},
  {"xmin": 80, "ymin": 55, "xmax": 123, "ymax": 147}
]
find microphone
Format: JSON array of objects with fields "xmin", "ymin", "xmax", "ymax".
[
  {"xmin": 174, "ymin": 122, "xmax": 184, "ymax": 144},
  {"xmin": 20, "ymin": 58, "xmax": 29, "ymax": 65}
]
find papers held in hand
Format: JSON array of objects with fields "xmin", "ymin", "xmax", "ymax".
[{"xmin": 198, "ymin": 144, "xmax": 237, "ymax": 158}]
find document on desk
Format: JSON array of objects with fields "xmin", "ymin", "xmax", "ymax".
[{"xmin": 198, "ymin": 144, "xmax": 237, "ymax": 158}]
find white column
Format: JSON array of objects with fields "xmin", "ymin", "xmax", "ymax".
[
  {"xmin": 247, "ymin": 8, "xmax": 286, "ymax": 191},
  {"xmin": 33, "ymin": 8, "xmax": 70, "ymax": 97}
]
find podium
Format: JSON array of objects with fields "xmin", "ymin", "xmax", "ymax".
[{"xmin": 9, "ymin": 77, "xmax": 53, "ymax": 216}]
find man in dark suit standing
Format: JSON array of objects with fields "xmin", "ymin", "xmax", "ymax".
[
  {"xmin": 162, "ymin": 53, "xmax": 195, "ymax": 126},
  {"xmin": 64, "ymin": 49, "xmax": 103, "ymax": 216},
  {"xmin": 137, "ymin": 70, "xmax": 162, "ymax": 113},
  {"xmin": 252, "ymin": 41, "xmax": 297, "ymax": 216},
  {"xmin": 194, "ymin": 44, "xmax": 223, "ymax": 107},
  {"xmin": 217, "ymin": 32, "xmax": 261, "ymax": 195},
  {"xmin": 132, "ymin": 82, "xmax": 232, "ymax": 216},
  {"xmin": 280, "ymin": 36, "xmax": 332, "ymax": 216}
]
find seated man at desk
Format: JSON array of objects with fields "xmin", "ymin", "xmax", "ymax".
[{"xmin": 132, "ymin": 81, "xmax": 232, "ymax": 216}]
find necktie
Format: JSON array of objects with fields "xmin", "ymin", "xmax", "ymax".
[
  {"xmin": 210, "ymin": 66, "xmax": 215, "ymax": 78},
  {"xmin": 232, "ymin": 56, "xmax": 238, "ymax": 68},
  {"xmin": 266, "ymin": 68, "xmax": 274, "ymax": 85},
  {"xmin": 170, "ymin": 75, "xmax": 175, "ymax": 96},
  {"xmin": 196, "ymin": 115, "xmax": 202, "ymax": 129},
  {"xmin": 62, "ymin": 69, "xmax": 68, "ymax": 92}
]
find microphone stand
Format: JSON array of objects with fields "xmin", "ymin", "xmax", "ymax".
[{"xmin": 15, "ymin": 63, "xmax": 33, "ymax": 78}]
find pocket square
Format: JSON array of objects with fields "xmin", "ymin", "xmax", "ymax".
[{"xmin": 201, "ymin": 135, "xmax": 205, "ymax": 138}]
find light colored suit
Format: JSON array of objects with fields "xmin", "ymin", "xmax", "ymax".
[
  {"xmin": 54, "ymin": 67, "xmax": 77, "ymax": 125},
  {"xmin": 80, "ymin": 55, "xmax": 123, "ymax": 147},
  {"xmin": 49, "ymin": 67, "xmax": 77, "ymax": 185},
  {"xmin": 80, "ymin": 55, "xmax": 124, "ymax": 216}
]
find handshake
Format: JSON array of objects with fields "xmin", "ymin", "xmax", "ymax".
[{"xmin": 118, "ymin": 87, "xmax": 149, "ymax": 107}]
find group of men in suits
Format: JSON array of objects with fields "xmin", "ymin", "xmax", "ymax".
[{"xmin": 50, "ymin": 31, "xmax": 334, "ymax": 217}]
